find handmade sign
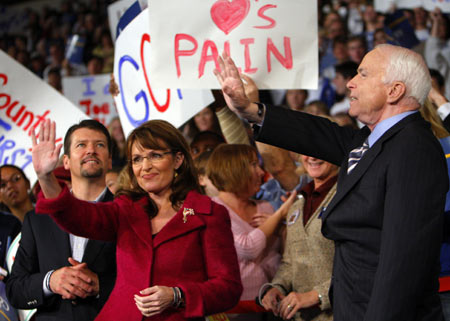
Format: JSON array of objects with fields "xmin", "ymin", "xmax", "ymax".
[
  {"xmin": 0, "ymin": 50, "xmax": 89, "ymax": 184},
  {"xmin": 113, "ymin": 8, "xmax": 214, "ymax": 136},
  {"xmin": 62, "ymin": 74, "xmax": 118, "ymax": 126},
  {"xmin": 146, "ymin": 0, "xmax": 318, "ymax": 89},
  {"xmin": 107, "ymin": 0, "xmax": 143, "ymax": 41},
  {"xmin": 375, "ymin": 0, "xmax": 450, "ymax": 13}
]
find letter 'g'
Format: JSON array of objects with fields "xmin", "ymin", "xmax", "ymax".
[{"xmin": 118, "ymin": 55, "xmax": 149, "ymax": 127}]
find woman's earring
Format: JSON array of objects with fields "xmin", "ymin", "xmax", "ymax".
[{"xmin": 174, "ymin": 171, "xmax": 178, "ymax": 178}]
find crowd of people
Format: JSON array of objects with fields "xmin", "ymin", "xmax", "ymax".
[{"xmin": 1, "ymin": 0, "xmax": 450, "ymax": 320}]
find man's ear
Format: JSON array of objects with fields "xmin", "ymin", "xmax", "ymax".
[
  {"xmin": 63, "ymin": 154, "xmax": 70, "ymax": 170},
  {"xmin": 386, "ymin": 81, "xmax": 406, "ymax": 104}
]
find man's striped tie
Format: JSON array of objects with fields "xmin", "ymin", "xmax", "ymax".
[{"xmin": 347, "ymin": 140, "xmax": 369, "ymax": 174}]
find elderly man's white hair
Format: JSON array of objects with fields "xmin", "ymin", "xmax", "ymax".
[{"xmin": 377, "ymin": 44, "xmax": 431, "ymax": 106}]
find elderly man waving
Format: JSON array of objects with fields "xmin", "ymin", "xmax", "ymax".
[{"xmin": 214, "ymin": 44, "xmax": 448, "ymax": 321}]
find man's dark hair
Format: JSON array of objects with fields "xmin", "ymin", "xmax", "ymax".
[
  {"xmin": 335, "ymin": 61, "xmax": 358, "ymax": 80},
  {"xmin": 64, "ymin": 119, "xmax": 112, "ymax": 156}
]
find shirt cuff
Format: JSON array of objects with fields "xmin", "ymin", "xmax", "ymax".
[
  {"xmin": 43, "ymin": 270, "xmax": 55, "ymax": 297},
  {"xmin": 437, "ymin": 102, "xmax": 450, "ymax": 121}
]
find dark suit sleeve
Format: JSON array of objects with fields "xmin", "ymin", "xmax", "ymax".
[
  {"xmin": 363, "ymin": 130, "xmax": 447, "ymax": 320},
  {"xmin": 6, "ymin": 213, "xmax": 52, "ymax": 309},
  {"xmin": 443, "ymin": 114, "xmax": 450, "ymax": 133},
  {"xmin": 255, "ymin": 105, "xmax": 361, "ymax": 166}
]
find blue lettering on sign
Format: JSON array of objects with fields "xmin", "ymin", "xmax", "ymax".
[
  {"xmin": 118, "ymin": 55, "xmax": 149, "ymax": 127},
  {"xmin": 177, "ymin": 89, "xmax": 183, "ymax": 100},
  {"xmin": 0, "ymin": 117, "xmax": 11, "ymax": 130},
  {"xmin": 0, "ymin": 117, "xmax": 33, "ymax": 170},
  {"xmin": 81, "ymin": 77, "xmax": 96, "ymax": 96},
  {"xmin": 104, "ymin": 83, "xmax": 110, "ymax": 95}
]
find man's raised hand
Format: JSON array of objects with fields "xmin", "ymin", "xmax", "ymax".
[
  {"xmin": 214, "ymin": 52, "xmax": 261, "ymax": 121},
  {"xmin": 31, "ymin": 119, "xmax": 62, "ymax": 179}
]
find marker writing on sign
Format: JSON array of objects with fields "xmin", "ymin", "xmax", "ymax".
[
  {"xmin": 174, "ymin": 2, "xmax": 291, "ymax": 78},
  {"xmin": 117, "ymin": 33, "xmax": 186, "ymax": 128},
  {"xmin": 0, "ymin": 117, "xmax": 33, "ymax": 171}
]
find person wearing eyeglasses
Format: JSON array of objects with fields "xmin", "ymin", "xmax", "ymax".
[
  {"xmin": 0, "ymin": 165, "xmax": 34, "ymax": 223},
  {"xmin": 30, "ymin": 118, "xmax": 242, "ymax": 321}
]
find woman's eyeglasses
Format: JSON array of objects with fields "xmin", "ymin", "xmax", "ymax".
[
  {"xmin": 0, "ymin": 173, "xmax": 23, "ymax": 190},
  {"xmin": 130, "ymin": 151, "xmax": 173, "ymax": 166}
]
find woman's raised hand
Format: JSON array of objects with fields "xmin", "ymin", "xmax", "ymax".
[{"xmin": 31, "ymin": 119, "xmax": 62, "ymax": 179}]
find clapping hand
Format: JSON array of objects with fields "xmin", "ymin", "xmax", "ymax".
[
  {"xmin": 262, "ymin": 287, "xmax": 285, "ymax": 316},
  {"xmin": 49, "ymin": 258, "xmax": 98, "ymax": 300}
]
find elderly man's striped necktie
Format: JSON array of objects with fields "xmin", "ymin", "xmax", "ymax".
[{"xmin": 347, "ymin": 140, "xmax": 369, "ymax": 174}]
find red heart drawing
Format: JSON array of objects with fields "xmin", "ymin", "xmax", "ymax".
[{"xmin": 210, "ymin": 0, "xmax": 250, "ymax": 35}]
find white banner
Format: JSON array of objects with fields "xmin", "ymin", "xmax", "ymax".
[
  {"xmin": 0, "ymin": 50, "xmax": 89, "ymax": 184},
  {"xmin": 113, "ymin": 8, "xmax": 214, "ymax": 137},
  {"xmin": 62, "ymin": 74, "xmax": 118, "ymax": 126},
  {"xmin": 146, "ymin": 0, "xmax": 318, "ymax": 90},
  {"xmin": 375, "ymin": 0, "xmax": 450, "ymax": 13},
  {"xmin": 422, "ymin": 0, "xmax": 450, "ymax": 12}
]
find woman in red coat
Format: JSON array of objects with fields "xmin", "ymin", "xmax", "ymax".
[{"xmin": 31, "ymin": 119, "xmax": 243, "ymax": 321}]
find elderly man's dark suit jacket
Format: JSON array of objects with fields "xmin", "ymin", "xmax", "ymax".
[
  {"xmin": 6, "ymin": 189, "xmax": 116, "ymax": 321},
  {"xmin": 256, "ymin": 106, "xmax": 448, "ymax": 321}
]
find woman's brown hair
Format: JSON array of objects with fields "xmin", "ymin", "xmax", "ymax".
[
  {"xmin": 117, "ymin": 120, "xmax": 200, "ymax": 216},
  {"xmin": 207, "ymin": 144, "xmax": 259, "ymax": 195}
]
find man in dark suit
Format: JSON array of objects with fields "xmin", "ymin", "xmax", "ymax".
[
  {"xmin": 6, "ymin": 120, "xmax": 116, "ymax": 321},
  {"xmin": 215, "ymin": 44, "xmax": 448, "ymax": 320}
]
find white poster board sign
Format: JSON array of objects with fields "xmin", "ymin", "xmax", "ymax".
[
  {"xmin": 0, "ymin": 50, "xmax": 89, "ymax": 184},
  {"xmin": 113, "ymin": 8, "xmax": 214, "ymax": 137},
  {"xmin": 146, "ymin": 0, "xmax": 318, "ymax": 90},
  {"xmin": 422, "ymin": 0, "xmax": 450, "ymax": 13},
  {"xmin": 375, "ymin": 0, "xmax": 450, "ymax": 13},
  {"xmin": 62, "ymin": 74, "xmax": 118, "ymax": 126},
  {"xmin": 107, "ymin": 0, "xmax": 136, "ymax": 41}
]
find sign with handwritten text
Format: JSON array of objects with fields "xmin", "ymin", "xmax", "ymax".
[
  {"xmin": 107, "ymin": 0, "xmax": 147, "ymax": 41},
  {"xmin": 113, "ymin": 8, "xmax": 214, "ymax": 137},
  {"xmin": 62, "ymin": 74, "xmax": 118, "ymax": 126},
  {"xmin": 0, "ymin": 50, "xmax": 89, "ymax": 185},
  {"xmin": 375, "ymin": 0, "xmax": 450, "ymax": 13},
  {"xmin": 145, "ymin": 0, "xmax": 318, "ymax": 90}
]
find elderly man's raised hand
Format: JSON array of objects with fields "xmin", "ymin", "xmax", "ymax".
[
  {"xmin": 214, "ymin": 53, "xmax": 262, "ymax": 123},
  {"xmin": 31, "ymin": 119, "xmax": 62, "ymax": 180}
]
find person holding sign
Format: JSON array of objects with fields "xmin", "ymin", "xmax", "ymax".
[
  {"xmin": 214, "ymin": 45, "xmax": 448, "ymax": 321},
  {"xmin": 31, "ymin": 119, "xmax": 242, "ymax": 321}
]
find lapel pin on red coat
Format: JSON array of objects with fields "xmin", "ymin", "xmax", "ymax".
[{"xmin": 183, "ymin": 208, "xmax": 195, "ymax": 223}]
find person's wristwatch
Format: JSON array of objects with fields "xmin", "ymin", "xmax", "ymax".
[{"xmin": 248, "ymin": 102, "xmax": 265, "ymax": 124}]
